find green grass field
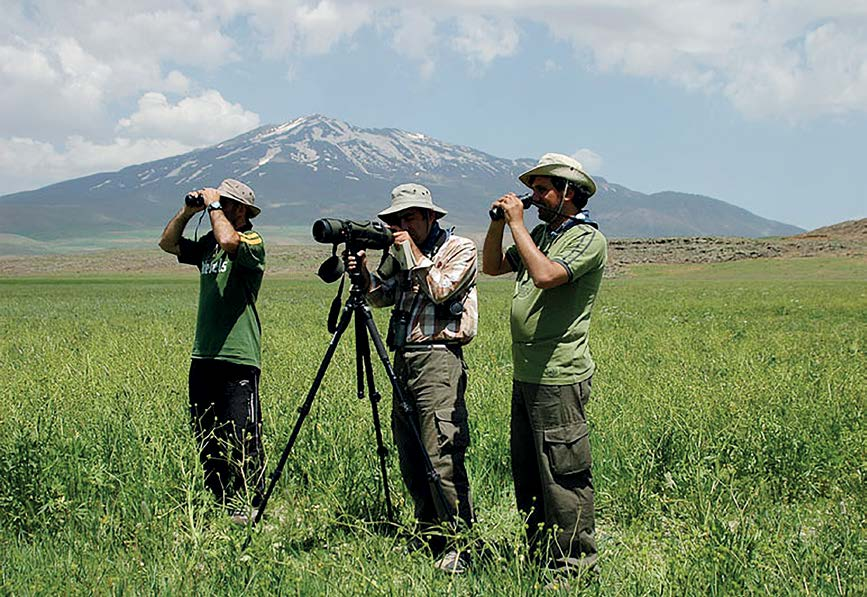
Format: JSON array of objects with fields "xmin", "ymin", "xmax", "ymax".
[{"xmin": 1, "ymin": 257, "xmax": 865, "ymax": 594}]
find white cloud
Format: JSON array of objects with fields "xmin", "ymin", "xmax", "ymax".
[
  {"xmin": 296, "ymin": 1, "xmax": 372, "ymax": 54},
  {"xmin": 451, "ymin": 15, "xmax": 520, "ymax": 68},
  {"xmin": 6, "ymin": 1, "xmax": 867, "ymax": 129},
  {"xmin": 571, "ymin": 148, "xmax": 603, "ymax": 174},
  {"xmin": 117, "ymin": 91, "xmax": 261, "ymax": 145},
  {"xmin": 345, "ymin": 0, "xmax": 866, "ymax": 121},
  {"xmin": 723, "ymin": 21, "xmax": 867, "ymax": 119},
  {"xmin": 4, "ymin": 0, "xmax": 867, "ymax": 197},
  {"xmin": 0, "ymin": 43, "xmax": 57, "ymax": 84},
  {"xmin": 0, "ymin": 135, "xmax": 195, "ymax": 193},
  {"xmin": 56, "ymin": 37, "xmax": 112, "ymax": 107},
  {"xmin": 544, "ymin": 59, "xmax": 561, "ymax": 73},
  {"xmin": 524, "ymin": 1, "xmax": 867, "ymax": 120},
  {"xmin": 0, "ymin": 3, "xmax": 239, "ymax": 141},
  {"xmin": 390, "ymin": 9, "xmax": 438, "ymax": 78},
  {"xmin": 0, "ymin": 88, "xmax": 260, "ymax": 194},
  {"xmin": 0, "ymin": 40, "xmax": 106, "ymax": 138},
  {"xmin": 163, "ymin": 70, "xmax": 191, "ymax": 95},
  {"xmin": 86, "ymin": 9, "xmax": 237, "ymax": 68},
  {"xmin": 249, "ymin": 0, "xmax": 373, "ymax": 57}
]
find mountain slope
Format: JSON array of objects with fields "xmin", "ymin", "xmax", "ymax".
[{"xmin": 0, "ymin": 114, "xmax": 802, "ymax": 242}]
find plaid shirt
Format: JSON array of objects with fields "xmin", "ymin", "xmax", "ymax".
[{"xmin": 369, "ymin": 231, "xmax": 478, "ymax": 345}]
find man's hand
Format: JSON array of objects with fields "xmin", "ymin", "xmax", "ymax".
[
  {"xmin": 343, "ymin": 248, "xmax": 367, "ymax": 273},
  {"xmin": 182, "ymin": 188, "xmax": 220, "ymax": 216},
  {"xmin": 183, "ymin": 190, "xmax": 206, "ymax": 216},
  {"xmin": 199, "ymin": 188, "xmax": 221, "ymax": 208},
  {"xmin": 390, "ymin": 229, "xmax": 424, "ymax": 262},
  {"xmin": 491, "ymin": 193, "xmax": 525, "ymax": 227},
  {"xmin": 343, "ymin": 249, "xmax": 372, "ymax": 288}
]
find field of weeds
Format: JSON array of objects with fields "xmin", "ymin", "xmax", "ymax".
[{"xmin": 0, "ymin": 257, "xmax": 864, "ymax": 594}]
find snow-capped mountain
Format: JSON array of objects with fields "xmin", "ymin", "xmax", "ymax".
[
  {"xmin": 124, "ymin": 114, "xmax": 531, "ymax": 191},
  {"xmin": 228, "ymin": 114, "xmax": 526, "ymax": 180},
  {"xmin": 0, "ymin": 114, "xmax": 802, "ymax": 242}
]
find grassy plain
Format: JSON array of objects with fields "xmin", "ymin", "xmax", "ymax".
[{"xmin": 0, "ymin": 257, "xmax": 865, "ymax": 594}]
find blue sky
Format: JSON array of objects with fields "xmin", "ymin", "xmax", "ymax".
[{"xmin": 2, "ymin": 1, "xmax": 866, "ymax": 229}]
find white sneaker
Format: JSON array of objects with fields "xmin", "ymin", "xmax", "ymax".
[
  {"xmin": 229, "ymin": 508, "xmax": 259, "ymax": 526},
  {"xmin": 433, "ymin": 550, "xmax": 468, "ymax": 574}
]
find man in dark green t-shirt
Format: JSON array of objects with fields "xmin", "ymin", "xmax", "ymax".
[
  {"xmin": 483, "ymin": 154, "xmax": 606, "ymax": 576},
  {"xmin": 159, "ymin": 178, "xmax": 266, "ymax": 524}
]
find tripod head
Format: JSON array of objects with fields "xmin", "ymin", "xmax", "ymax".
[{"xmin": 319, "ymin": 241, "xmax": 377, "ymax": 333}]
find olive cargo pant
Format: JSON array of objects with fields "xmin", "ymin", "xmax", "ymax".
[
  {"xmin": 511, "ymin": 378, "xmax": 597, "ymax": 570},
  {"xmin": 392, "ymin": 345, "xmax": 473, "ymax": 548}
]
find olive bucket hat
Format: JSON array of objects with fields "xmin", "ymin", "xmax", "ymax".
[
  {"xmin": 377, "ymin": 183, "xmax": 447, "ymax": 223},
  {"xmin": 518, "ymin": 153, "xmax": 597, "ymax": 198},
  {"xmin": 217, "ymin": 178, "xmax": 260, "ymax": 218}
]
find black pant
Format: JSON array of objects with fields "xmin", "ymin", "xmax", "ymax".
[{"xmin": 189, "ymin": 359, "xmax": 264, "ymax": 506}]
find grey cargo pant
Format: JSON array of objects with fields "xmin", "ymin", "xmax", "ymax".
[
  {"xmin": 511, "ymin": 377, "xmax": 597, "ymax": 571},
  {"xmin": 392, "ymin": 345, "xmax": 473, "ymax": 547}
]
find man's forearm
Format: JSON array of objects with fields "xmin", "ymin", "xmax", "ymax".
[
  {"xmin": 412, "ymin": 244, "xmax": 477, "ymax": 304},
  {"xmin": 482, "ymin": 221, "xmax": 507, "ymax": 275},
  {"xmin": 159, "ymin": 208, "xmax": 195, "ymax": 255},
  {"xmin": 511, "ymin": 222, "xmax": 568, "ymax": 289},
  {"xmin": 367, "ymin": 272, "xmax": 395, "ymax": 307},
  {"xmin": 210, "ymin": 211, "xmax": 241, "ymax": 255}
]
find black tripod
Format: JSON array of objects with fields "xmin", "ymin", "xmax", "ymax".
[{"xmin": 244, "ymin": 269, "xmax": 454, "ymax": 546}]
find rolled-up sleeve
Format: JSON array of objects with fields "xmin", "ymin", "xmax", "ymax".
[
  {"xmin": 368, "ymin": 273, "xmax": 397, "ymax": 307},
  {"xmin": 412, "ymin": 237, "xmax": 477, "ymax": 304}
]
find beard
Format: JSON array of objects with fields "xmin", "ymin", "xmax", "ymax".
[{"xmin": 537, "ymin": 205, "xmax": 555, "ymax": 223}]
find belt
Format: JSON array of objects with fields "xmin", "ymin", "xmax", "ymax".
[{"xmin": 400, "ymin": 343, "xmax": 464, "ymax": 355}]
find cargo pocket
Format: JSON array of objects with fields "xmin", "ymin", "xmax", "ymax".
[
  {"xmin": 543, "ymin": 422, "xmax": 591, "ymax": 476},
  {"xmin": 434, "ymin": 408, "xmax": 470, "ymax": 454}
]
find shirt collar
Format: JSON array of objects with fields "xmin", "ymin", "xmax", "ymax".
[
  {"xmin": 420, "ymin": 221, "xmax": 444, "ymax": 255},
  {"xmin": 546, "ymin": 209, "xmax": 598, "ymax": 238}
]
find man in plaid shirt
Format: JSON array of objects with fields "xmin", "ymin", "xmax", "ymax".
[{"xmin": 345, "ymin": 183, "xmax": 477, "ymax": 573}]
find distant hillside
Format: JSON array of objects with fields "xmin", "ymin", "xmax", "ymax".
[
  {"xmin": 0, "ymin": 114, "xmax": 802, "ymax": 247},
  {"xmin": 794, "ymin": 218, "xmax": 867, "ymax": 241},
  {"xmin": 593, "ymin": 185, "xmax": 802, "ymax": 238}
]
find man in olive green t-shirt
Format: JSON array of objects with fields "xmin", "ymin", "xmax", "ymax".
[
  {"xmin": 159, "ymin": 178, "xmax": 266, "ymax": 525},
  {"xmin": 483, "ymin": 153, "xmax": 606, "ymax": 576}
]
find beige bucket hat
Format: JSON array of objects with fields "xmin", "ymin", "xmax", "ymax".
[
  {"xmin": 518, "ymin": 153, "xmax": 597, "ymax": 198},
  {"xmin": 217, "ymin": 178, "xmax": 260, "ymax": 218},
  {"xmin": 377, "ymin": 183, "xmax": 447, "ymax": 223}
]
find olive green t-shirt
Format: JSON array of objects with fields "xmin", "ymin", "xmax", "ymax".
[
  {"xmin": 178, "ymin": 229, "xmax": 265, "ymax": 368},
  {"xmin": 506, "ymin": 222, "xmax": 606, "ymax": 385}
]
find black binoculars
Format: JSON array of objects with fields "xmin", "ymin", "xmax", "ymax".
[
  {"xmin": 489, "ymin": 193, "xmax": 533, "ymax": 221},
  {"xmin": 185, "ymin": 192, "xmax": 205, "ymax": 208}
]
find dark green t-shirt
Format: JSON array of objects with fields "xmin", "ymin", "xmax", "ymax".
[
  {"xmin": 178, "ymin": 229, "xmax": 265, "ymax": 368},
  {"xmin": 506, "ymin": 222, "xmax": 606, "ymax": 384}
]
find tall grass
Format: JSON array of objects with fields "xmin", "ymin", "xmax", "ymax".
[{"xmin": 0, "ymin": 258, "xmax": 864, "ymax": 594}]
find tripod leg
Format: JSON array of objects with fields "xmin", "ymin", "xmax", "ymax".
[
  {"xmin": 357, "ymin": 302, "xmax": 456, "ymax": 525},
  {"xmin": 243, "ymin": 298, "xmax": 355, "ymax": 546},
  {"xmin": 354, "ymin": 312, "xmax": 395, "ymax": 522}
]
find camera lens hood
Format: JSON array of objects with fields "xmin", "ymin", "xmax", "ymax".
[{"xmin": 317, "ymin": 255, "xmax": 345, "ymax": 283}]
